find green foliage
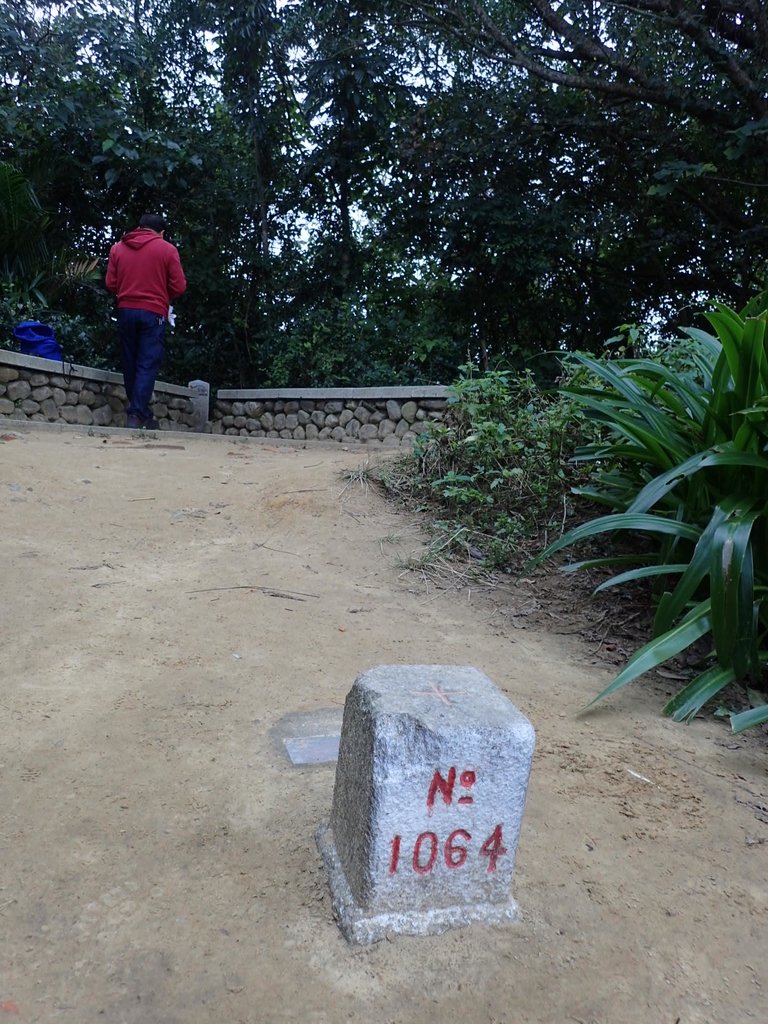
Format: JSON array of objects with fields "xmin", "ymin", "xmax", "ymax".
[
  {"xmin": 0, "ymin": 161, "xmax": 49, "ymax": 305},
  {"xmin": 0, "ymin": 291, "xmax": 115, "ymax": 368},
  {"xmin": 537, "ymin": 302, "xmax": 768, "ymax": 732},
  {"xmin": 3, "ymin": 1, "xmax": 768, "ymax": 391},
  {"xmin": 0, "ymin": 156, "xmax": 113, "ymax": 360},
  {"xmin": 410, "ymin": 366, "xmax": 588, "ymax": 565}
]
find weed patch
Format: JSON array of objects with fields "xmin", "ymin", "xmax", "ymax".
[{"xmin": 376, "ymin": 366, "xmax": 594, "ymax": 569}]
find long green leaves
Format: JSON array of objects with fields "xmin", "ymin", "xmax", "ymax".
[
  {"xmin": 731, "ymin": 704, "xmax": 768, "ymax": 733},
  {"xmin": 582, "ymin": 601, "xmax": 712, "ymax": 709},
  {"xmin": 709, "ymin": 514, "xmax": 759, "ymax": 680},
  {"xmin": 0, "ymin": 162, "xmax": 50, "ymax": 281},
  {"xmin": 543, "ymin": 303, "xmax": 768, "ymax": 731},
  {"xmin": 664, "ymin": 665, "xmax": 736, "ymax": 723}
]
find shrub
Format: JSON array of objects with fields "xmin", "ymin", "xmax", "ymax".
[
  {"xmin": 537, "ymin": 302, "xmax": 768, "ymax": 733},
  {"xmin": 408, "ymin": 365, "xmax": 589, "ymax": 565}
]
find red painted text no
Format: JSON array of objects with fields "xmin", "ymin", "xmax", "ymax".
[{"xmin": 388, "ymin": 767, "xmax": 508, "ymax": 876}]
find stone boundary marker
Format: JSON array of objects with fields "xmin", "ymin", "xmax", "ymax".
[{"xmin": 316, "ymin": 665, "xmax": 535, "ymax": 944}]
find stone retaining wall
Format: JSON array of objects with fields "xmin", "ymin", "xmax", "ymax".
[
  {"xmin": 213, "ymin": 387, "xmax": 448, "ymax": 445},
  {"xmin": 0, "ymin": 350, "xmax": 449, "ymax": 444},
  {"xmin": 0, "ymin": 349, "xmax": 197, "ymax": 430}
]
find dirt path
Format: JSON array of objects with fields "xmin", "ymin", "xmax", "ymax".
[{"xmin": 1, "ymin": 424, "xmax": 766, "ymax": 1024}]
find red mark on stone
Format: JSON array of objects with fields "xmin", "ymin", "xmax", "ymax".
[
  {"xmin": 387, "ymin": 824, "xmax": 505, "ymax": 876},
  {"xmin": 479, "ymin": 823, "xmax": 508, "ymax": 872},
  {"xmin": 458, "ymin": 769, "xmax": 476, "ymax": 804},
  {"xmin": 426, "ymin": 767, "xmax": 456, "ymax": 812},
  {"xmin": 426, "ymin": 767, "xmax": 477, "ymax": 812},
  {"xmin": 412, "ymin": 682, "xmax": 464, "ymax": 705},
  {"xmin": 0, "ymin": 1000, "xmax": 20, "ymax": 1015},
  {"xmin": 389, "ymin": 834, "xmax": 401, "ymax": 875},
  {"xmin": 412, "ymin": 832, "xmax": 438, "ymax": 874},
  {"xmin": 444, "ymin": 829, "xmax": 471, "ymax": 868}
]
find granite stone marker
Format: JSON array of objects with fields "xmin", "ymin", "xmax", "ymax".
[
  {"xmin": 316, "ymin": 664, "xmax": 535, "ymax": 944},
  {"xmin": 187, "ymin": 379, "xmax": 210, "ymax": 432}
]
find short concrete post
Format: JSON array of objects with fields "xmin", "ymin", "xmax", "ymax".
[
  {"xmin": 187, "ymin": 379, "xmax": 210, "ymax": 432},
  {"xmin": 316, "ymin": 665, "xmax": 535, "ymax": 944}
]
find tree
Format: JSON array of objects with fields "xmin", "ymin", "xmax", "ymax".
[
  {"xmin": 0, "ymin": 162, "xmax": 49, "ymax": 295},
  {"xmin": 396, "ymin": 1, "xmax": 768, "ymax": 311},
  {"xmin": 5, "ymin": 0, "xmax": 767, "ymax": 389}
]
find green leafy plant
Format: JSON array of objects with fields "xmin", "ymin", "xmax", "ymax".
[
  {"xmin": 537, "ymin": 303, "xmax": 768, "ymax": 733},
  {"xmin": 0, "ymin": 163, "xmax": 104, "ymax": 347},
  {"xmin": 0, "ymin": 162, "xmax": 50, "ymax": 311},
  {"xmin": 406, "ymin": 365, "xmax": 589, "ymax": 565},
  {"xmin": 0, "ymin": 162, "xmax": 50, "ymax": 283}
]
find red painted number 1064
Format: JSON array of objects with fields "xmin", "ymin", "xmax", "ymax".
[{"xmin": 389, "ymin": 824, "xmax": 507, "ymax": 876}]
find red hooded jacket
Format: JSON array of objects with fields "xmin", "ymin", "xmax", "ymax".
[{"xmin": 105, "ymin": 228, "xmax": 187, "ymax": 318}]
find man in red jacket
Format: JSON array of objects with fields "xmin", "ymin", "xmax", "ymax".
[{"xmin": 106, "ymin": 213, "xmax": 187, "ymax": 429}]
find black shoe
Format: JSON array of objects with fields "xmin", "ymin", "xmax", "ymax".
[
  {"xmin": 141, "ymin": 417, "xmax": 160, "ymax": 430},
  {"xmin": 126, "ymin": 414, "xmax": 142, "ymax": 429}
]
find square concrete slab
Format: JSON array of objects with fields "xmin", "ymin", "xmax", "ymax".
[
  {"xmin": 272, "ymin": 708, "xmax": 343, "ymax": 766},
  {"xmin": 283, "ymin": 734, "xmax": 340, "ymax": 765}
]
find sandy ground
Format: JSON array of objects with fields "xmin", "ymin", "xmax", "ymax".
[{"xmin": 1, "ymin": 423, "xmax": 766, "ymax": 1024}]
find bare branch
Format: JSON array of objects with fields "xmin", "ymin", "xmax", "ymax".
[
  {"xmin": 460, "ymin": 1, "xmax": 735, "ymax": 127},
  {"xmin": 392, "ymin": 2, "xmax": 768, "ymax": 130}
]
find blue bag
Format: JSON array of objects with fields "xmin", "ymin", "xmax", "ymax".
[{"xmin": 12, "ymin": 321, "xmax": 64, "ymax": 361}]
